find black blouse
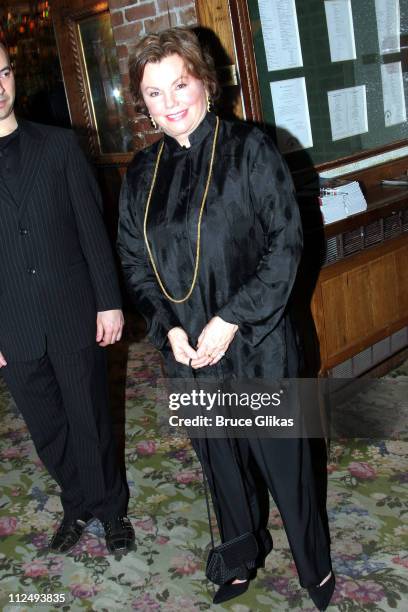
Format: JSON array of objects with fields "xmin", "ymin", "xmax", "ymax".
[
  {"xmin": 117, "ymin": 112, "xmax": 303, "ymax": 379},
  {"xmin": 0, "ymin": 126, "xmax": 20, "ymax": 199}
]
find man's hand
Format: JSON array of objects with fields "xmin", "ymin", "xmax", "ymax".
[
  {"xmin": 0, "ymin": 351, "xmax": 7, "ymax": 368},
  {"xmin": 96, "ymin": 309, "xmax": 124, "ymax": 346},
  {"xmin": 167, "ymin": 327, "xmax": 203, "ymax": 367},
  {"xmin": 193, "ymin": 316, "xmax": 238, "ymax": 368}
]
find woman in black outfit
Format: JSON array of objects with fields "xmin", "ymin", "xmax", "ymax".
[{"xmin": 117, "ymin": 27, "xmax": 335, "ymax": 609}]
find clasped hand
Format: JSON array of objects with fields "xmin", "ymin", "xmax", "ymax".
[{"xmin": 167, "ymin": 316, "xmax": 238, "ymax": 368}]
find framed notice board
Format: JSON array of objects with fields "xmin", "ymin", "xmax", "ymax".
[{"xmin": 234, "ymin": 0, "xmax": 408, "ymax": 171}]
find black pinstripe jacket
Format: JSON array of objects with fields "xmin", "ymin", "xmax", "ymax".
[{"xmin": 0, "ymin": 120, "xmax": 122, "ymax": 362}]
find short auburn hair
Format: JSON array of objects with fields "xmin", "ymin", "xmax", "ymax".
[{"xmin": 129, "ymin": 27, "xmax": 220, "ymax": 114}]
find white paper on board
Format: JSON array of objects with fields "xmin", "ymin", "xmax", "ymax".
[
  {"xmin": 327, "ymin": 85, "xmax": 368, "ymax": 141},
  {"xmin": 381, "ymin": 62, "xmax": 407, "ymax": 126},
  {"xmin": 320, "ymin": 195, "xmax": 348, "ymax": 223},
  {"xmin": 324, "ymin": 0, "xmax": 357, "ymax": 62},
  {"xmin": 259, "ymin": 0, "xmax": 303, "ymax": 71},
  {"xmin": 375, "ymin": 0, "xmax": 400, "ymax": 54},
  {"xmin": 270, "ymin": 77, "xmax": 313, "ymax": 152}
]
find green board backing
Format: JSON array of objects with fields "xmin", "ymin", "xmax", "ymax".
[{"xmin": 247, "ymin": 0, "xmax": 408, "ymax": 169}]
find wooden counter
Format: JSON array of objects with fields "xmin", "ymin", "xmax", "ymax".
[{"xmin": 305, "ymin": 183, "xmax": 408, "ymax": 375}]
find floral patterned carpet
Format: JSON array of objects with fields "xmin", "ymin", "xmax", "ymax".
[{"xmin": 0, "ymin": 337, "xmax": 407, "ymax": 612}]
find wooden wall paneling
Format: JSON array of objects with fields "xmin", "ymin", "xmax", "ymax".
[
  {"xmin": 227, "ymin": 0, "xmax": 263, "ymax": 122},
  {"xmin": 318, "ymin": 234, "xmax": 408, "ymax": 281},
  {"xmin": 323, "ymin": 319, "xmax": 408, "ymax": 371},
  {"xmin": 319, "ymin": 275, "xmax": 347, "ymax": 357},
  {"xmin": 343, "ymin": 265, "xmax": 374, "ymax": 344},
  {"xmin": 196, "ymin": 0, "xmax": 235, "ymax": 58},
  {"xmin": 309, "ymin": 280, "xmax": 327, "ymax": 373},
  {"xmin": 319, "ymin": 265, "xmax": 372, "ymax": 356},
  {"xmin": 369, "ymin": 253, "xmax": 399, "ymax": 329},
  {"xmin": 396, "ymin": 243, "xmax": 408, "ymax": 316},
  {"xmin": 195, "ymin": 0, "xmax": 244, "ymax": 119},
  {"xmin": 312, "ymin": 235, "xmax": 408, "ymax": 372}
]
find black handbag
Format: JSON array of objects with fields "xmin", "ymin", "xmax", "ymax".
[
  {"xmin": 205, "ymin": 530, "xmax": 259, "ymax": 585},
  {"xmin": 191, "ymin": 370, "xmax": 259, "ymax": 586},
  {"xmin": 201, "ymin": 436, "xmax": 259, "ymax": 585}
]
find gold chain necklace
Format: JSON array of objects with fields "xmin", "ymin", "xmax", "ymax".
[{"xmin": 143, "ymin": 115, "xmax": 220, "ymax": 304}]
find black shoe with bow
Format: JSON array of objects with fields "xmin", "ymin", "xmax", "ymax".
[
  {"xmin": 213, "ymin": 579, "xmax": 249, "ymax": 604},
  {"xmin": 49, "ymin": 512, "xmax": 93, "ymax": 553},
  {"xmin": 307, "ymin": 572, "xmax": 336, "ymax": 610},
  {"xmin": 103, "ymin": 516, "xmax": 135, "ymax": 555}
]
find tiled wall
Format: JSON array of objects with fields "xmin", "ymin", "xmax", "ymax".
[{"xmin": 108, "ymin": 0, "xmax": 198, "ymax": 149}]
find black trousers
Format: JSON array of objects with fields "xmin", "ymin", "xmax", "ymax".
[
  {"xmin": 1, "ymin": 344, "xmax": 127, "ymax": 521},
  {"xmin": 191, "ymin": 435, "xmax": 332, "ymax": 588}
]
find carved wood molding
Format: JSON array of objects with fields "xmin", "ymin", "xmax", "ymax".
[
  {"xmin": 228, "ymin": 0, "xmax": 262, "ymax": 122},
  {"xmin": 62, "ymin": 2, "xmax": 108, "ymax": 158},
  {"xmin": 66, "ymin": 17, "xmax": 97, "ymax": 157},
  {"xmin": 61, "ymin": 1, "xmax": 108, "ymax": 23}
]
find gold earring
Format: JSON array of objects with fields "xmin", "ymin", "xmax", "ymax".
[
  {"xmin": 207, "ymin": 94, "xmax": 212, "ymax": 112},
  {"xmin": 148, "ymin": 113, "xmax": 157, "ymax": 129}
]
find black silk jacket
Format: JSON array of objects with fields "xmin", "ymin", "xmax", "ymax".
[{"xmin": 117, "ymin": 112, "xmax": 303, "ymax": 379}]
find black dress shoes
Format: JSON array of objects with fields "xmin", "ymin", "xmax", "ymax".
[
  {"xmin": 307, "ymin": 572, "xmax": 336, "ymax": 610},
  {"xmin": 213, "ymin": 580, "xmax": 249, "ymax": 604},
  {"xmin": 49, "ymin": 512, "xmax": 93, "ymax": 553},
  {"xmin": 103, "ymin": 516, "xmax": 136, "ymax": 554}
]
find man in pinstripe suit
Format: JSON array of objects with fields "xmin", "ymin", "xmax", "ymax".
[{"xmin": 0, "ymin": 43, "xmax": 135, "ymax": 555}]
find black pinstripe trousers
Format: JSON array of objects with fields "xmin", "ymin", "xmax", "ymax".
[{"xmin": 1, "ymin": 344, "xmax": 127, "ymax": 521}]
